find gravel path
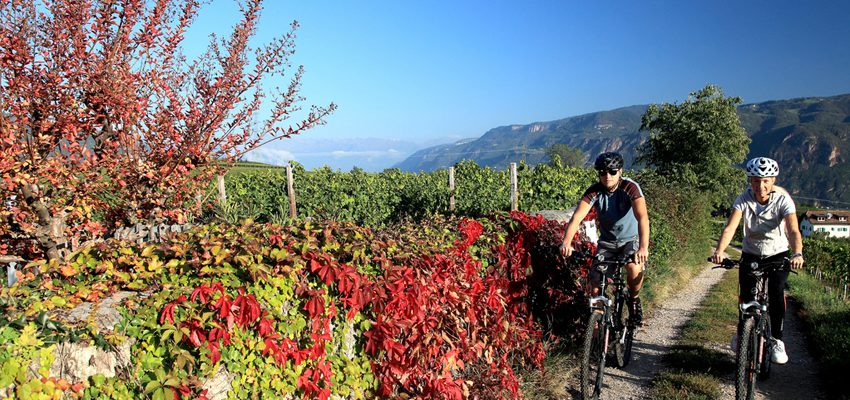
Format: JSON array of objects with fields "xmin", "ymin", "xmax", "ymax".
[{"xmin": 564, "ymin": 260, "xmax": 826, "ymax": 399}]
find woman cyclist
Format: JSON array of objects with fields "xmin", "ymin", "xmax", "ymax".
[{"xmin": 711, "ymin": 157, "xmax": 805, "ymax": 364}]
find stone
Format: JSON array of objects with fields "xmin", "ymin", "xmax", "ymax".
[
  {"xmin": 529, "ymin": 207, "xmax": 578, "ymax": 223},
  {"xmin": 201, "ymin": 367, "xmax": 239, "ymax": 400},
  {"xmin": 45, "ymin": 338, "xmax": 134, "ymax": 384}
]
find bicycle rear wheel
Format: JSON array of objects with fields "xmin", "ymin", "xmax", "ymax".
[
  {"xmin": 612, "ymin": 288, "xmax": 633, "ymax": 368},
  {"xmin": 736, "ymin": 318, "xmax": 757, "ymax": 400},
  {"xmin": 581, "ymin": 311, "xmax": 607, "ymax": 400}
]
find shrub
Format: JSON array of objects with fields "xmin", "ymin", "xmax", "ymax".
[{"xmin": 1, "ymin": 211, "xmax": 594, "ymax": 399}]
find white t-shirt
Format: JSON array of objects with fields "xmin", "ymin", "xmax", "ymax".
[{"xmin": 733, "ymin": 188, "xmax": 796, "ymax": 257}]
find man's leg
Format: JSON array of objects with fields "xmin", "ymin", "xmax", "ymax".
[
  {"xmin": 625, "ymin": 262, "xmax": 644, "ymax": 298},
  {"xmin": 626, "ymin": 262, "xmax": 644, "ymax": 324}
]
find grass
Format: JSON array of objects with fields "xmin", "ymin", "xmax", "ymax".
[
  {"xmin": 651, "ymin": 371, "xmax": 720, "ymax": 400},
  {"xmin": 519, "ymin": 343, "xmax": 579, "ymax": 399},
  {"xmin": 649, "ymin": 245, "xmax": 739, "ymax": 400},
  {"xmin": 786, "ymin": 271, "xmax": 850, "ymax": 400}
]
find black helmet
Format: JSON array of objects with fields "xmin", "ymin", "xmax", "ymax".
[{"xmin": 594, "ymin": 152, "xmax": 624, "ymax": 170}]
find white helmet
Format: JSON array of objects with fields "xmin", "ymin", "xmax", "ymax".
[{"xmin": 745, "ymin": 157, "xmax": 779, "ymax": 177}]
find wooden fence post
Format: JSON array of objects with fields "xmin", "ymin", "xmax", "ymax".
[
  {"xmin": 217, "ymin": 175, "xmax": 227, "ymax": 206},
  {"xmin": 449, "ymin": 167, "xmax": 455, "ymax": 213},
  {"xmin": 510, "ymin": 162, "xmax": 518, "ymax": 212},
  {"xmin": 286, "ymin": 165, "xmax": 297, "ymax": 219}
]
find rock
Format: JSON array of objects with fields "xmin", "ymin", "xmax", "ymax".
[
  {"xmin": 46, "ymin": 338, "xmax": 134, "ymax": 383},
  {"xmin": 201, "ymin": 367, "xmax": 240, "ymax": 400},
  {"xmin": 529, "ymin": 207, "xmax": 577, "ymax": 223},
  {"xmin": 0, "ymin": 383, "xmax": 13, "ymax": 399},
  {"xmin": 58, "ymin": 291, "xmax": 140, "ymax": 332}
]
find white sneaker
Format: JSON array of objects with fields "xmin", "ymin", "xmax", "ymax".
[
  {"xmin": 731, "ymin": 333, "xmax": 739, "ymax": 352},
  {"xmin": 771, "ymin": 339, "xmax": 788, "ymax": 364}
]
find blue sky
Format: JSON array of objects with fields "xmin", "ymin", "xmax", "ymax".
[{"xmin": 186, "ymin": 0, "xmax": 850, "ymax": 165}]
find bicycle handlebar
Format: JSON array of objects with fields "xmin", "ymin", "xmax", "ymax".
[
  {"xmin": 572, "ymin": 251, "xmax": 635, "ymax": 265},
  {"xmin": 707, "ymin": 257, "xmax": 799, "ymax": 274},
  {"xmin": 708, "ymin": 257, "xmax": 741, "ymax": 269}
]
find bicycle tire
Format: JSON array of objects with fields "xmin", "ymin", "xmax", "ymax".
[
  {"xmin": 736, "ymin": 318, "xmax": 757, "ymax": 400},
  {"xmin": 581, "ymin": 311, "xmax": 607, "ymax": 400},
  {"xmin": 760, "ymin": 316, "xmax": 772, "ymax": 379},
  {"xmin": 612, "ymin": 288, "xmax": 633, "ymax": 368}
]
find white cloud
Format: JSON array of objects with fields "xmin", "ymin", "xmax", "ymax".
[{"xmin": 244, "ymin": 148, "xmax": 297, "ymax": 166}]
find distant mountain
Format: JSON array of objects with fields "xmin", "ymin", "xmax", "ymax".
[
  {"xmin": 394, "ymin": 95, "xmax": 850, "ymax": 206},
  {"xmin": 245, "ymin": 136, "xmax": 469, "ymax": 172},
  {"xmin": 393, "ymin": 105, "xmax": 651, "ymax": 172}
]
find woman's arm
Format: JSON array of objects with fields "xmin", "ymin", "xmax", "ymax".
[
  {"xmin": 712, "ymin": 209, "xmax": 743, "ymax": 263},
  {"xmin": 784, "ymin": 212, "xmax": 805, "ymax": 269}
]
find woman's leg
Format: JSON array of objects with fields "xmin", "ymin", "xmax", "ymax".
[{"xmin": 769, "ymin": 269, "xmax": 790, "ymax": 340}]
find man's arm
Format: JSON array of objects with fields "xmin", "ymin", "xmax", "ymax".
[
  {"xmin": 784, "ymin": 212, "xmax": 805, "ymax": 269},
  {"xmin": 560, "ymin": 200, "xmax": 592, "ymax": 257},
  {"xmin": 711, "ymin": 209, "xmax": 743, "ymax": 263},
  {"xmin": 631, "ymin": 197, "xmax": 650, "ymax": 264}
]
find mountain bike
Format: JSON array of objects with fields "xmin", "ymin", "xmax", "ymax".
[
  {"xmin": 574, "ymin": 251, "xmax": 637, "ymax": 400},
  {"xmin": 710, "ymin": 257, "xmax": 798, "ymax": 400}
]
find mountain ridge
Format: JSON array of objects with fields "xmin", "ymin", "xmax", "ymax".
[{"xmin": 394, "ymin": 94, "xmax": 850, "ymax": 205}]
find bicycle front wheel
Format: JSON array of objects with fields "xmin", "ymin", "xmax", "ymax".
[
  {"xmin": 581, "ymin": 311, "xmax": 607, "ymax": 400},
  {"xmin": 736, "ymin": 318, "xmax": 757, "ymax": 400},
  {"xmin": 760, "ymin": 316, "xmax": 772, "ymax": 379}
]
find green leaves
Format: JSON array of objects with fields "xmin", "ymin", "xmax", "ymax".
[
  {"xmin": 636, "ymin": 84, "xmax": 750, "ymax": 206},
  {"xmin": 221, "ymin": 158, "xmax": 595, "ymax": 231}
]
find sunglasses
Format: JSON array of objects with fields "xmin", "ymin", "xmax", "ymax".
[{"xmin": 597, "ymin": 169, "xmax": 619, "ymax": 176}]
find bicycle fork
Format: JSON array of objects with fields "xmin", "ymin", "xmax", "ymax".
[
  {"xmin": 613, "ymin": 290, "xmax": 630, "ymax": 345},
  {"xmin": 590, "ymin": 296, "xmax": 613, "ymax": 353}
]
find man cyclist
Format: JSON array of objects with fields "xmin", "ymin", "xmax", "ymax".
[
  {"xmin": 559, "ymin": 152, "xmax": 650, "ymax": 324},
  {"xmin": 711, "ymin": 157, "xmax": 804, "ymax": 364}
]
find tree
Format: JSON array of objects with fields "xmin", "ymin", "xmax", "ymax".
[
  {"xmin": 635, "ymin": 84, "xmax": 750, "ymax": 205},
  {"xmin": 0, "ymin": 0, "xmax": 336, "ymax": 263},
  {"xmin": 545, "ymin": 143, "xmax": 584, "ymax": 168}
]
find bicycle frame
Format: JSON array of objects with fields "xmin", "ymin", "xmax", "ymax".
[{"xmin": 585, "ymin": 254, "xmax": 631, "ymax": 336}]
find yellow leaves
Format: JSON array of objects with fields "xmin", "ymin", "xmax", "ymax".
[
  {"xmin": 104, "ymin": 333, "xmax": 126, "ymax": 346},
  {"xmin": 16, "ymin": 324, "xmax": 42, "ymax": 348},
  {"xmin": 141, "ymin": 245, "xmax": 157, "ymax": 258},
  {"xmin": 146, "ymin": 258, "xmax": 163, "ymax": 272},
  {"xmin": 94, "ymin": 260, "xmax": 114, "ymax": 273},
  {"xmin": 38, "ymin": 345, "xmax": 56, "ymax": 377},
  {"xmin": 59, "ymin": 264, "xmax": 78, "ymax": 278},
  {"xmin": 50, "ymin": 296, "xmax": 66, "ymax": 308},
  {"xmin": 165, "ymin": 259, "xmax": 181, "ymax": 271},
  {"xmin": 40, "ymin": 278, "xmax": 54, "ymax": 291}
]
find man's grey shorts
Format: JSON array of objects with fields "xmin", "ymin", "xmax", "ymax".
[{"xmin": 588, "ymin": 238, "xmax": 643, "ymax": 283}]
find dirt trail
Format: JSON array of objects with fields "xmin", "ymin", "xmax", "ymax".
[{"xmin": 565, "ymin": 261, "xmax": 826, "ymax": 399}]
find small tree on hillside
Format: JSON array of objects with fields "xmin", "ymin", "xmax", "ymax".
[
  {"xmin": 546, "ymin": 143, "xmax": 584, "ymax": 168},
  {"xmin": 635, "ymin": 84, "xmax": 750, "ymax": 205},
  {"xmin": 0, "ymin": 0, "xmax": 335, "ymax": 263}
]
